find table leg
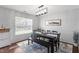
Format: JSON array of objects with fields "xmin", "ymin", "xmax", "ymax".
[
  {"xmin": 48, "ymin": 47, "xmax": 49, "ymax": 53},
  {"xmin": 51, "ymin": 43, "xmax": 54, "ymax": 53}
]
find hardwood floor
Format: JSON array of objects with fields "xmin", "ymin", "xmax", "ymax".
[
  {"xmin": 0, "ymin": 43, "xmax": 24, "ymax": 53},
  {"xmin": 0, "ymin": 40, "xmax": 78, "ymax": 53},
  {"xmin": 0, "ymin": 40, "xmax": 48, "ymax": 53}
]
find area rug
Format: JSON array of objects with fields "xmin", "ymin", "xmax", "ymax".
[{"xmin": 17, "ymin": 41, "xmax": 47, "ymax": 53}]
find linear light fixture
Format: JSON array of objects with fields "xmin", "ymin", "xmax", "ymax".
[{"xmin": 35, "ymin": 5, "xmax": 48, "ymax": 16}]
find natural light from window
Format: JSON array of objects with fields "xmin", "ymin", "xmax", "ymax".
[{"xmin": 15, "ymin": 17, "xmax": 32, "ymax": 35}]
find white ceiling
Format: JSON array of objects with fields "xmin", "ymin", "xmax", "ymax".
[
  {"xmin": 1, "ymin": 5, "xmax": 79, "ymax": 15},
  {"xmin": 1, "ymin": 5, "xmax": 40, "ymax": 15}
]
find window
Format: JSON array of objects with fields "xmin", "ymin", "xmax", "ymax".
[{"xmin": 15, "ymin": 17, "xmax": 32, "ymax": 35}]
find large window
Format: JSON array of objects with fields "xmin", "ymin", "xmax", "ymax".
[{"xmin": 15, "ymin": 17, "xmax": 32, "ymax": 35}]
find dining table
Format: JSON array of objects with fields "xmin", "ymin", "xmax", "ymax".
[{"xmin": 32, "ymin": 32, "xmax": 58, "ymax": 53}]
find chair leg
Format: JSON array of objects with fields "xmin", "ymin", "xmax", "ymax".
[
  {"xmin": 58, "ymin": 42, "xmax": 60, "ymax": 49},
  {"xmin": 28, "ymin": 39, "xmax": 30, "ymax": 45},
  {"xmin": 56, "ymin": 45, "xmax": 57, "ymax": 52},
  {"xmin": 58, "ymin": 39, "xmax": 60, "ymax": 49}
]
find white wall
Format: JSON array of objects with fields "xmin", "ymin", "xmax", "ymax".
[
  {"xmin": 0, "ymin": 7, "xmax": 40, "ymax": 47},
  {"xmin": 39, "ymin": 9, "xmax": 78, "ymax": 43},
  {"xmin": 76, "ymin": 9, "xmax": 79, "ymax": 32}
]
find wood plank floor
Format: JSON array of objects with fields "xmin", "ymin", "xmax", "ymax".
[
  {"xmin": 0, "ymin": 40, "xmax": 78, "ymax": 53},
  {"xmin": 0, "ymin": 43, "xmax": 24, "ymax": 53}
]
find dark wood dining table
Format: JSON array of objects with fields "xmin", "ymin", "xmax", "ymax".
[{"xmin": 33, "ymin": 32, "xmax": 57, "ymax": 53}]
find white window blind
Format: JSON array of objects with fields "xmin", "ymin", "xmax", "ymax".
[{"xmin": 15, "ymin": 17, "xmax": 32, "ymax": 35}]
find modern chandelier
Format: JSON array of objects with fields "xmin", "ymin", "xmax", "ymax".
[{"xmin": 35, "ymin": 5, "xmax": 48, "ymax": 16}]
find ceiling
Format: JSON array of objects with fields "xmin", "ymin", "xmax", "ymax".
[
  {"xmin": 1, "ymin": 5, "xmax": 40, "ymax": 15},
  {"xmin": 1, "ymin": 5, "xmax": 79, "ymax": 15}
]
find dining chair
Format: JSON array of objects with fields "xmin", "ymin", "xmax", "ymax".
[{"xmin": 54, "ymin": 33, "xmax": 61, "ymax": 52}]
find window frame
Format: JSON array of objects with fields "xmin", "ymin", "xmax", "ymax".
[{"xmin": 15, "ymin": 16, "xmax": 33, "ymax": 35}]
